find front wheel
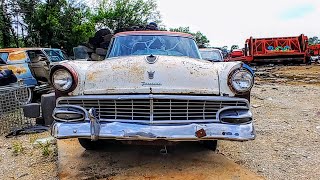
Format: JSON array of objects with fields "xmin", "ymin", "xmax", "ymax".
[
  {"xmin": 200, "ymin": 140, "xmax": 218, "ymax": 151},
  {"xmin": 78, "ymin": 138, "xmax": 106, "ymax": 150}
]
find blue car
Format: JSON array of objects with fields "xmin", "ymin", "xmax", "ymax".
[{"xmin": 0, "ymin": 48, "xmax": 67, "ymax": 103}]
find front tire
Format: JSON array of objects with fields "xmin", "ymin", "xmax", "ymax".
[{"xmin": 78, "ymin": 138, "xmax": 105, "ymax": 150}]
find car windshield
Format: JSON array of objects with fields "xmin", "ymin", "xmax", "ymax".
[
  {"xmin": 200, "ymin": 50, "xmax": 223, "ymax": 62},
  {"xmin": 108, "ymin": 35, "xmax": 201, "ymax": 59}
]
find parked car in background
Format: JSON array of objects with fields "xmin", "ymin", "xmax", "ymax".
[
  {"xmin": 0, "ymin": 48, "xmax": 67, "ymax": 103},
  {"xmin": 24, "ymin": 31, "xmax": 255, "ymax": 151},
  {"xmin": 230, "ymin": 49, "xmax": 244, "ymax": 58},
  {"xmin": 199, "ymin": 48, "xmax": 224, "ymax": 62}
]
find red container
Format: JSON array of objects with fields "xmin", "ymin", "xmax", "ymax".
[{"xmin": 227, "ymin": 34, "xmax": 309, "ymax": 64}]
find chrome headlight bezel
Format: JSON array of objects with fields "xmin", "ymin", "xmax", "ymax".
[
  {"xmin": 50, "ymin": 65, "xmax": 78, "ymax": 93},
  {"xmin": 228, "ymin": 68, "xmax": 254, "ymax": 94}
]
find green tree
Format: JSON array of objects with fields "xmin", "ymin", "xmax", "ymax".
[
  {"xmin": 308, "ymin": 36, "xmax": 319, "ymax": 45},
  {"xmin": 0, "ymin": 0, "xmax": 19, "ymax": 48},
  {"xmin": 18, "ymin": 0, "xmax": 95, "ymax": 53},
  {"xmin": 231, "ymin": 45, "xmax": 239, "ymax": 51},
  {"xmin": 91, "ymin": 0, "xmax": 161, "ymax": 31},
  {"xmin": 169, "ymin": 27, "xmax": 210, "ymax": 48}
]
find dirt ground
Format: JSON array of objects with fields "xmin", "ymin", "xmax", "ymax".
[
  {"xmin": 0, "ymin": 132, "xmax": 58, "ymax": 180},
  {"xmin": 57, "ymin": 139, "xmax": 263, "ymax": 180},
  {"xmin": 0, "ymin": 65, "xmax": 319, "ymax": 180},
  {"xmin": 220, "ymin": 64, "xmax": 320, "ymax": 180}
]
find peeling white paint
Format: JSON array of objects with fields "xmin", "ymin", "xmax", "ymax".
[{"xmin": 62, "ymin": 56, "xmax": 242, "ymax": 96}]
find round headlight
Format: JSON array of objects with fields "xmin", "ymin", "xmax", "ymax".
[
  {"xmin": 52, "ymin": 69, "xmax": 73, "ymax": 91},
  {"xmin": 230, "ymin": 68, "xmax": 254, "ymax": 93}
]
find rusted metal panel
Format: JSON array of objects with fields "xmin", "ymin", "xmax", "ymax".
[
  {"xmin": 7, "ymin": 51, "xmax": 29, "ymax": 63},
  {"xmin": 64, "ymin": 57, "xmax": 241, "ymax": 97},
  {"xmin": 0, "ymin": 50, "xmax": 37, "ymax": 87},
  {"xmin": 84, "ymin": 56, "xmax": 219, "ymax": 95}
]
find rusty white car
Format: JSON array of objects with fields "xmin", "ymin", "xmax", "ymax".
[{"xmin": 49, "ymin": 31, "xmax": 255, "ymax": 150}]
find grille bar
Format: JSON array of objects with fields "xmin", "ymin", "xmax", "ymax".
[{"xmin": 57, "ymin": 95, "xmax": 249, "ymax": 123}]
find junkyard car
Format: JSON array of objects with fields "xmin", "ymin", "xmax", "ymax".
[
  {"xmin": 47, "ymin": 31, "xmax": 255, "ymax": 150},
  {"xmin": 199, "ymin": 48, "xmax": 224, "ymax": 62},
  {"xmin": 0, "ymin": 48, "xmax": 67, "ymax": 102}
]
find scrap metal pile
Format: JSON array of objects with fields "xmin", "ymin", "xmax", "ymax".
[{"xmin": 0, "ymin": 84, "xmax": 34, "ymax": 134}]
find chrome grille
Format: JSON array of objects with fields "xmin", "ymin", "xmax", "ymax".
[{"xmin": 57, "ymin": 95, "xmax": 248, "ymax": 123}]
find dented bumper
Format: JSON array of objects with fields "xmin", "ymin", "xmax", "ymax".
[
  {"xmin": 51, "ymin": 95, "xmax": 255, "ymax": 141},
  {"xmin": 51, "ymin": 121, "xmax": 255, "ymax": 141}
]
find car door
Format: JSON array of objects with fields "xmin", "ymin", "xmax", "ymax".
[
  {"xmin": 27, "ymin": 50, "xmax": 50, "ymax": 82},
  {"xmin": 0, "ymin": 50, "xmax": 38, "ymax": 87}
]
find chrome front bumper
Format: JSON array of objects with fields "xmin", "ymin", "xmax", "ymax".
[
  {"xmin": 51, "ymin": 95, "xmax": 255, "ymax": 141},
  {"xmin": 51, "ymin": 121, "xmax": 255, "ymax": 141}
]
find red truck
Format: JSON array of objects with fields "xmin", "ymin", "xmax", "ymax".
[{"xmin": 227, "ymin": 34, "xmax": 310, "ymax": 64}]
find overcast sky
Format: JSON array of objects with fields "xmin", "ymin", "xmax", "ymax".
[{"xmin": 157, "ymin": 0, "xmax": 320, "ymax": 48}]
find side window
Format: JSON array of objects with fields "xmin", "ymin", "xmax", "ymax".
[
  {"xmin": 44, "ymin": 50, "xmax": 64, "ymax": 62},
  {"xmin": 27, "ymin": 50, "xmax": 48, "ymax": 63}
]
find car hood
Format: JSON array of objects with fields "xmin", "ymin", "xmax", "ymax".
[
  {"xmin": 66, "ymin": 56, "xmax": 241, "ymax": 96},
  {"xmin": 85, "ymin": 55, "xmax": 221, "ymax": 95}
]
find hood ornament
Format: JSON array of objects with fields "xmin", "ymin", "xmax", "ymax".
[
  {"xmin": 146, "ymin": 54, "xmax": 157, "ymax": 64},
  {"xmin": 147, "ymin": 71, "xmax": 155, "ymax": 79}
]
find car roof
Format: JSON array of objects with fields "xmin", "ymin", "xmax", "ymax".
[
  {"xmin": 114, "ymin": 31, "xmax": 194, "ymax": 38},
  {"xmin": 0, "ymin": 47, "xmax": 60, "ymax": 53}
]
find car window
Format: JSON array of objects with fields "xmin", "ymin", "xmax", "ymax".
[
  {"xmin": 44, "ymin": 49, "xmax": 66, "ymax": 62},
  {"xmin": 200, "ymin": 50, "xmax": 223, "ymax": 61},
  {"xmin": 108, "ymin": 35, "xmax": 201, "ymax": 59},
  {"xmin": 73, "ymin": 46, "xmax": 90, "ymax": 60},
  {"xmin": 27, "ymin": 50, "xmax": 47, "ymax": 62},
  {"xmin": 0, "ymin": 52, "xmax": 9, "ymax": 62}
]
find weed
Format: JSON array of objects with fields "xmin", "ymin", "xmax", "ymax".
[
  {"xmin": 29, "ymin": 134, "xmax": 39, "ymax": 144},
  {"xmin": 38, "ymin": 142, "xmax": 54, "ymax": 157},
  {"xmin": 12, "ymin": 140, "xmax": 24, "ymax": 156}
]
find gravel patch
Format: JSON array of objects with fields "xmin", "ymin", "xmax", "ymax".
[
  {"xmin": 0, "ymin": 132, "xmax": 58, "ymax": 180},
  {"xmin": 219, "ymin": 82, "xmax": 320, "ymax": 180}
]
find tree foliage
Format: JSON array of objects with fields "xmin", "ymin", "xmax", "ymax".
[
  {"xmin": 0, "ymin": 0, "xmax": 213, "ymax": 54},
  {"xmin": 309, "ymin": 36, "xmax": 319, "ymax": 45},
  {"xmin": 18, "ymin": 0, "xmax": 95, "ymax": 53},
  {"xmin": 0, "ymin": 0, "xmax": 20, "ymax": 48},
  {"xmin": 91, "ymin": 0, "xmax": 161, "ymax": 31},
  {"xmin": 1, "ymin": 0, "xmax": 162, "ymax": 53},
  {"xmin": 231, "ymin": 45, "xmax": 239, "ymax": 51},
  {"xmin": 169, "ymin": 27, "xmax": 210, "ymax": 48}
]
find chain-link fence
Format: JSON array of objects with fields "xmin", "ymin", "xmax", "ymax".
[{"xmin": 0, "ymin": 84, "xmax": 35, "ymax": 135}]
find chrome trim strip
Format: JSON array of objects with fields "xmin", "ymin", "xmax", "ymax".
[
  {"xmin": 56, "ymin": 94, "xmax": 250, "ymax": 124},
  {"xmin": 57, "ymin": 94, "xmax": 249, "ymax": 105},
  {"xmin": 216, "ymin": 106, "xmax": 250, "ymax": 121},
  {"xmin": 52, "ymin": 105, "xmax": 87, "ymax": 122}
]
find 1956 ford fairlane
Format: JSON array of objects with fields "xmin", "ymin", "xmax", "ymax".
[{"xmin": 49, "ymin": 31, "xmax": 255, "ymax": 150}]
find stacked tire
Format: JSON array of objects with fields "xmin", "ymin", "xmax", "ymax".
[{"xmin": 80, "ymin": 29, "xmax": 113, "ymax": 61}]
